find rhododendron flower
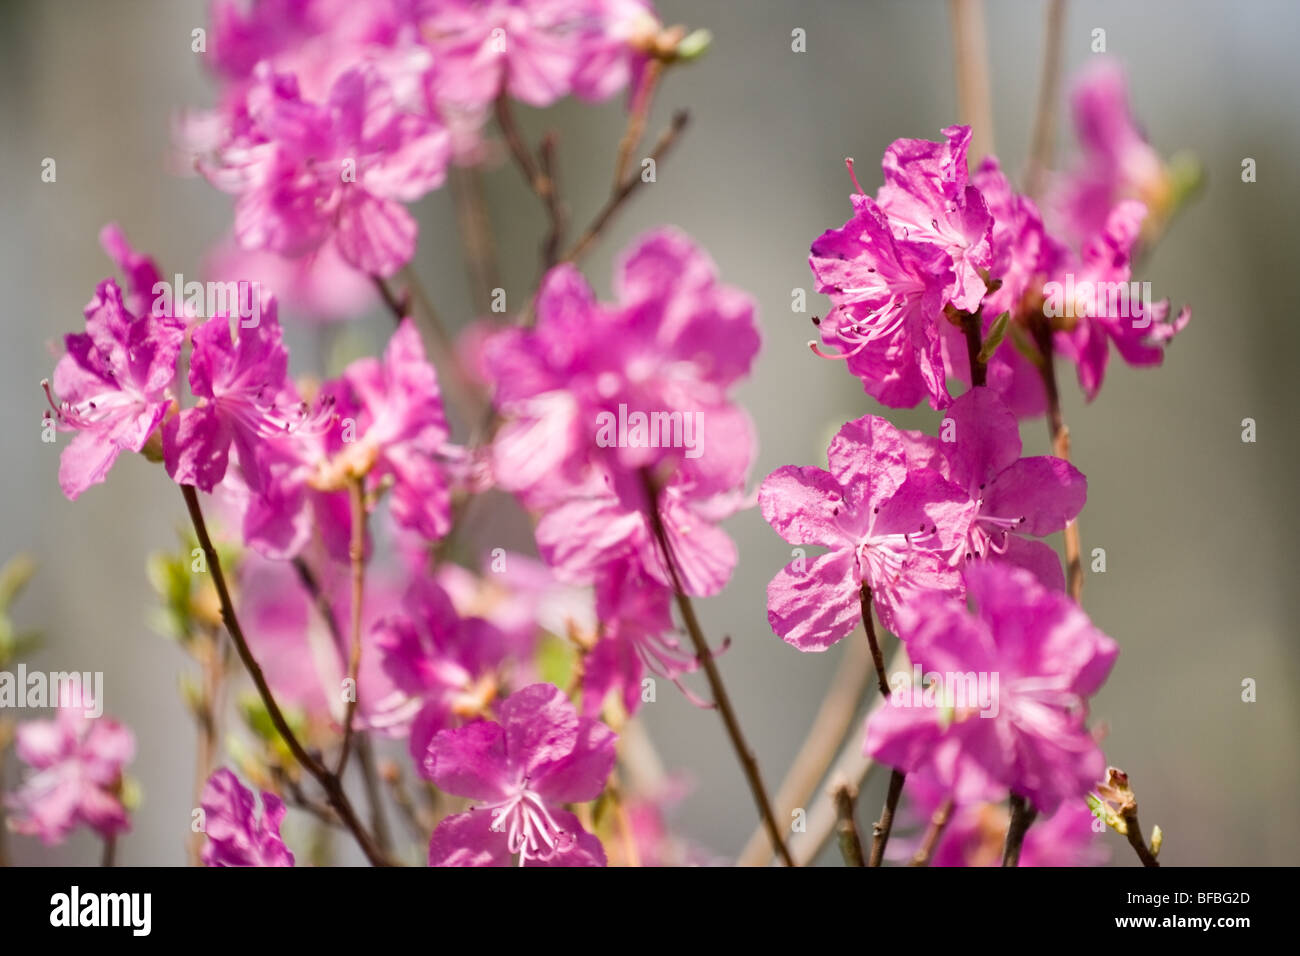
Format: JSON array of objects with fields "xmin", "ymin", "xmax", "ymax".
[
  {"xmin": 865, "ymin": 562, "xmax": 1117, "ymax": 814},
  {"xmin": 1053, "ymin": 59, "xmax": 1171, "ymax": 244},
  {"xmin": 1052, "ymin": 200, "xmax": 1190, "ymax": 401},
  {"xmin": 44, "ymin": 279, "xmax": 185, "ymax": 500},
  {"xmin": 581, "ymin": 558, "xmax": 700, "ymax": 715},
  {"xmin": 426, "ymin": 683, "xmax": 615, "ymax": 866},
  {"xmin": 200, "ymin": 769, "xmax": 295, "ymax": 867},
  {"xmin": 809, "ymin": 193, "xmax": 954, "ymax": 409},
  {"xmin": 317, "ymin": 317, "xmax": 456, "ymax": 541},
  {"xmin": 759, "ymin": 415, "xmax": 970, "ymax": 649},
  {"xmin": 204, "ymin": 233, "xmax": 376, "ymax": 323},
  {"xmin": 418, "ymin": 0, "xmax": 655, "ymax": 109},
  {"xmin": 374, "ymin": 576, "xmax": 507, "ymax": 763},
  {"xmin": 163, "ymin": 303, "xmax": 306, "ymax": 494},
  {"xmin": 935, "ymin": 387, "xmax": 1086, "ymax": 591},
  {"xmin": 198, "ymin": 63, "xmax": 450, "ymax": 277},
  {"xmin": 875, "ymin": 125, "xmax": 993, "ymax": 313},
  {"xmin": 487, "ymin": 228, "xmax": 759, "ymax": 503},
  {"xmin": 5, "ymin": 706, "xmax": 135, "ymax": 845}
]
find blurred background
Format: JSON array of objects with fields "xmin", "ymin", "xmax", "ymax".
[{"xmin": 1, "ymin": 0, "xmax": 1297, "ymax": 865}]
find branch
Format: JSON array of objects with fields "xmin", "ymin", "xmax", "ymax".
[
  {"xmin": 910, "ymin": 796, "xmax": 955, "ymax": 866},
  {"xmin": 639, "ymin": 469, "xmax": 793, "ymax": 866},
  {"xmin": 948, "ymin": 0, "xmax": 996, "ymax": 163},
  {"xmin": 179, "ymin": 485, "xmax": 394, "ymax": 866},
  {"xmin": 562, "ymin": 110, "xmax": 690, "ymax": 265},
  {"xmin": 832, "ymin": 783, "xmax": 866, "ymax": 867},
  {"xmin": 1001, "ymin": 793, "xmax": 1039, "ymax": 866},
  {"xmin": 334, "ymin": 477, "xmax": 367, "ymax": 777}
]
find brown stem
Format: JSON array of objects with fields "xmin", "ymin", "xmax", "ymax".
[
  {"xmin": 860, "ymin": 586, "xmax": 905, "ymax": 866},
  {"xmin": 736, "ymin": 634, "xmax": 872, "ymax": 866},
  {"xmin": 638, "ymin": 469, "xmax": 794, "ymax": 867},
  {"xmin": 179, "ymin": 485, "xmax": 393, "ymax": 866},
  {"xmin": 449, "ymin": 165, "xmax": 501, "ymax": 316},
  {"xmin": 1032, "ymin": 319, "xmax": 1083, "ymax": 602},
  {"xmin": 832, "ymin": 783, "xmax": 866, "ymax": 867},
  {"xmin": 188, "ymin": 627, "xmax": 226, "ymax": 866},
  {"xmin": 101, "ymin": 834, "xmax": 116, "ymax": 868},
  {"xmin": 961, "ymin": 312, "xmax": 988, "ymax": 387},
  {"xmin": 1002, "ymin": 793, "xmax": 1039, "ymax": 866},
  {"xmin": 562, "ymin": 110, "xmax": 690, "ymax": 265},
  {"xmin": 354, "ymin": 734, "xmax": 393, "ymax": 856},
  {"xmin": 613, "ymin": 58, "xmax": 664, "ymax": 188},
  {"xmin": 1122, "ymin": 808, "xmax": 1161, "ymax": 867},
  {"xmin": 538, "ymin": 130, "xmax": 566, "ymax": 272},
  {"xmin": 334, "ymin": 477, "xmax": 367, "ymax": 777},
  {"xmin": 1024, "ymin": 0, "xmax": 1068, "ymax": 200},
  {"xmin": 869, "ymin": 769, "xmax": 906, "ymax": 867},
  {"xmin": 910, "ymin": 796, "xmax": 955, "ymax": 866},
  {"xmin": 494, "ymin": 92, "xmax": 546, "ymax": 195}
]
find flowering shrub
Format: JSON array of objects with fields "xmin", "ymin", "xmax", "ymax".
[{"xmin": 9, "ymin": 1, "xmax": 1199, "ymax": 869}]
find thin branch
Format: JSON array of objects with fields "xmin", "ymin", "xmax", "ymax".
[
  {"xmin": 832, "ymin": 783, "xmax": 866, "ymax": 867},
  {"xmin": 188, "ymin": 627, "xmax": 226, "ymax": 866},
  {"xmin": 638, "ymin": 469, "xmax": 794, "ymax": 867},
  {"xmin": 1024, "ymin": 0, "xmax": 1068, "ymax": 199},
  {"xmin": 355, "ymin": 734, "xmax": 393, "ymax": 856},
  {"xmin": 334, "ymin": 477, "xmax": 367, "ymax": 777},
  {"xmin": 613, "ymin": 58, "xmax": 664, "ymax": 188},
  {"xmin": 736, "ymin": 633, "xmax": 871, "ymax": 866},
  {"xmin": 1002, "ymin": 793, "xmax": 1039, "ymax": 866},
  {"xmin": 948, "ymin": 0, "xmax": 996, "ymax": 163},
  {"xmin": 449, "ymin": 165, "xmax": 502, "ymax": 315},
  {"xmin": 101, "ymin": 834, "xmax": 116, "ymax": 868},
  {"xmin": 860, "ymin": 585, "xmax": 904, "ymax": 867},
  {"xmin": 494, "ymin": 91, "xmax": 546, "ymax": 194},
  {"xmin": 910, "ymin": 796, "xmax": 955, "ymax": 866},
  {"xmin": 961, "ymin": 311, "xmax": 988, "ymax": 387},
  {"xmin": 538, "ymin": 130, "xmax": 566, "ymax": 272},
  {"xmin": 1122, "ymin": 807, "xmax": 1161, "ymax": 867},
  {"xmin": 562, "ymin": 110, "xmax": 690, "ymax": 265},
  {"xmin": 179, "ymin": 485, "xmax": 393, "ymax": 866}
]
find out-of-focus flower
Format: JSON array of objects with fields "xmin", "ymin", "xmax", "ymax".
[
  {"xmin": 6, "ymin": 705, "xmax": 135, "ymax": 845},
  {"xmin": 865, "ymin": 562, "xmax": 1117, "ymax": 814},
  {"xmin": 200, "ymin": 768, "xmax": 295, "ymax": 867}
]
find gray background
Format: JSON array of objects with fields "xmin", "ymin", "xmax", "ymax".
[{"xmin": 1, "ymin": 0, "xmax": 1296, "ymax": 865}]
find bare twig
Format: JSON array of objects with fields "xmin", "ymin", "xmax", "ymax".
[
  {"xmin": 910, "ymin": 796, "xmax": 955, "ymax": 866},
  {"xmin": 334, "ymin": 477, "xmax": 367, "ymax": 777},
  {"xmin": 1002, "ymin": 794, "xmax": 1039, "ymax": 866},
  {"xmin": 179, "ymin": 485, "xmax": 393, "ymax": 866},
  {"xmin": 449, "ymin": 165, "xmax": 502, "ymax": 315},
  {"xmin": 638, "ymin": 469, "xmax": 793, "ymax": 866},
  {"xmin": 562, "ymin": 110, "xmax": 690, "ymax": 265},
  {"xmin": 832, "ymin": 783, "xmax": 866, "ymax": 867}
]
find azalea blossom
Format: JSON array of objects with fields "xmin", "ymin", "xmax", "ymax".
[
  {"xmin": 200, "ymin": 768, "xmax": 295, "ymax": 867},
  {"xmin": 44, "ymin": 279, "xmax": 185, "ymax": 500},
  {"xmin": 426, "ymin": 683, "xmax": 616, "ymax": 866},
  {"xmin": 865, "ymin": 562, "xmax": 1117, "ymax": 814},
  {"xmin": 759, "ymin": 414, "xmax": 970, "ymax": 649},
  {"xmin": 5, "ymin": 705, "xmax": 135, "ymax": 845}
]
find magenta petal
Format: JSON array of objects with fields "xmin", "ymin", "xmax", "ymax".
[
  {"xmin": 984, "ymin": 456, "xmax": 1087, "ymax": 537},
  {"xmin": 428, "ymin": 810, "xmax": 509, "ymax": 867},
  {"xmin": 766, "ymin": 549, "xmax": 860, "ymax": 652},
  {"xmin": 424, "ymin": 721, "xmax": 512, "ymax": 801}
]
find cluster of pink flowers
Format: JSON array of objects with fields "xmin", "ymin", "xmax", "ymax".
[{"xmin": 14, "ymin": 0, "xmax": 1191, "ymax": 869}]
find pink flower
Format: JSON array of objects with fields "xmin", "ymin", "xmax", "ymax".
[
  {"xmin": 876, "ymin": 125, "xmax": 994, "ymax": 313},
  {"xmin": 1052, "ymin": 59, "xmax": 1170, "ymax": 244},
  {"xmin": 198, "ymin": 62, "xmax": 450, "ymax": 277},
  {"xmin": 200, "ymin": 768, "xmax": 295, "ymax": 867},
  {"xmin": 318, "ymin": 317, "xmax": 456, "ymax": 542},
  {"xmin": 936, "ymin": 387, "xmax": 1086, "ymax": 591},
  {"xmin": 374, "ymin": 576, "xmax": 507, "ymax": 763},
  {"xmin": 1052, "ymin": 200, "xmax": 1190, "ymax": 401},
  {"xmin": 809, "ymin": 193, "xmax": 954, "ymax": 409},
  {"xmin": 5, "ymin": 707, "xmax": 135, "ymax": 845},
  {"xmin": 419, "ymin": 0, "xmax": 655, "ymax": 109},
  {"xmin": 581, "ymin": 557, "xmax": 700, "ymax": 715},
  {"xmin": 162, "ymin": 303, "xmax": 307, "ymax": 494},
  {"xmin": 44, "ymin": 279, "xmax": 185, "ymax": 500},
  {"xmin": 759, "ymin": 415, "xmax": 970, "ymax": 649},
  {"xmin": 426, "ymin": 683, "xmax": 616, "ymax": 866},
  {"xmin": 485, "ymin": 228, "xmax": 760, "ymax": 597},
  {"xmin": 487, "ymin": 228, "xmax": 759, "ymax": 503},
  {"xmin": 865, "ymin": 562, "xmax": 1117, "ymax": 815}
]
